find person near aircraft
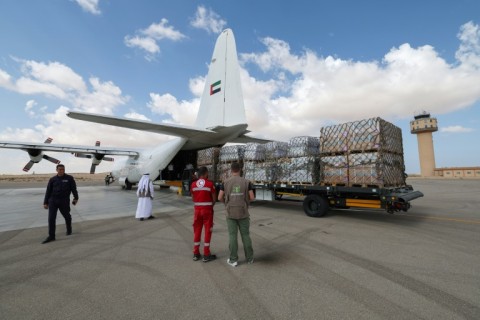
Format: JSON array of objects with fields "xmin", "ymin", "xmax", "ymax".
[
  {"xmin": 217, "ymin": 162, "xmax": 255, "ymax": 267},
  {"xmin": 135, "ymin": 173, "xmax": 155, "ymax": 221},
  {"xmin": 191, "ymin": 166, "xmax": 217, "ymax": 262},
  {"xmin": 105, "ymin": 173, "xmax": 111, "ymax": 186},
  {"xmin": 42, "ymin": 164, "xmax": 78, "ymax": 244}
]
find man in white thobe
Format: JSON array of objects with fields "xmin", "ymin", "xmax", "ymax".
[{"xmin": 135, "ymin": 173, "xmax": 155, "ymax": 221}]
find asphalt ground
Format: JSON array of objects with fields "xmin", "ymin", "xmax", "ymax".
[{"xmin": 0, "ymin": 178, "xmax": 479, "ymax": 319}]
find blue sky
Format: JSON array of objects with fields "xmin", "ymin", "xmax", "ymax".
[{"xmin": 0, "ymin": 0, "xmax": 479, "ymax": 175}]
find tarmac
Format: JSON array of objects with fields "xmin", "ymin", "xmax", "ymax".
[{"xmin": 1, "ymin": 178, "xmax": 480, "ymax": 319}]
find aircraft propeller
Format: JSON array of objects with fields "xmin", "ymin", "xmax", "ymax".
[
  {"xmin": 23, "ymin": 137, "xmax": 61, "ymax": 172},
  {"xmin": 73, "ymin": 141, "xmax": 114, "ymax": 174}
]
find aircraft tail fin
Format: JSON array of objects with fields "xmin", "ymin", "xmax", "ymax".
[{"xmin": 195, "ymin": 29, "xmax": 247, "ymax": 129}]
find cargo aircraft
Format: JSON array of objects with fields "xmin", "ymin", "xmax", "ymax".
[{"xmin": 0, "ymin": 29, "xmax": 267, "ymax": 189}]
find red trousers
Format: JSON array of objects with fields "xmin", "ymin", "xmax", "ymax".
[{"xmin": 193, "ymin": 207, "xmax": 214, "ymax": 256}]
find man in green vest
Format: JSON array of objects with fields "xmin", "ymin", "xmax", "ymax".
[{"xmin": 218, "ymin": 162, "xmax": 255, "ymax": 267}]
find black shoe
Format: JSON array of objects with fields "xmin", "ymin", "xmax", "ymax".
[
  {"xmin": 147, "ymin": 215, "xmax": 155, "ymax": 220},
  {"xmin": 193, "ymin": 254, "xmax": 202, "ymax": 261},
  {"xmin": 42, "ymin": 237, "xmax": 55, "ymax": 244},
  {"xmin": 66, "ymin": 231, "xmax": 72, "ymax": 236},
  {"xmin": 203, "ymin": 254, "xmax": 217, "ymax": 262}
]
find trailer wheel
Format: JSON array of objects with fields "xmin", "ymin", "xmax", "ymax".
[{"xmin": 303, "ymin": 194, "xmax": 329, "ymax": 217}]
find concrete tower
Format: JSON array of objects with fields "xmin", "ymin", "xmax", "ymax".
[{"xmin": 410, "ymin": 112, "xmax": 438, "ymax": 177}]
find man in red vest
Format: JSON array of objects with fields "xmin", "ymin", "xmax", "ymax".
[{"xmin": 190, "ymin": 166, "xmax": 217, "ymax": 262}]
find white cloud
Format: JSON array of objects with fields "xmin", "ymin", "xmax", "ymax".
[
  {"xmin": 124, "ymin": 19, "xmax": 185, "ymax": 61},
  {"xmin": 124, "ymin": 36, "xmax": 160, "ymax": 55},
  {"xmin": 25, "ymin": 100, "xmax": 37, "ymax": 117},
  {"xmin": 142, "ymin": 19, "xmax": 186, "ymax": 41},
  {"xmin": 0, "ymin": 58, "xmax": 128, "ymax": 115},
  {"xmin": 238, "ymin": 22, "xmax": 480, "ymax": 141},
  {"xmin": 147, "ymin": 92, "xmax": 199, "ymax": 126},
  {"xmin": 2, "ymin": 59, "xmax": 88, "ymax": 100},
  {"xmin": 0, "ymin": 68, "xmax": 12, "ymax": 89},
  {"xmin": 456, "ymin": 21, "xmax": 480, "ymax": 68},
  {"xmin": 73, "ymin": 77, "xmax": 129, "ymax": 115},
  {"xmin": 74, "ymin": 0, "xmax": 101, "ymax": 15},
  {"xmin": 440, "ymin": 125, "xmax": 474, "ymax": 133},
  {"xmin": 124, "ymin": 112, "xmax": 151, "ymax": 121},
  {"xmin": 190, "ymin": 6, "xmax": 227, "ymax": 34}
]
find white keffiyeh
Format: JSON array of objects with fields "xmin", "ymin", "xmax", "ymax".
[{"xmin": 137, "ymin": 174, "xmax": 151, "ymax": 197}]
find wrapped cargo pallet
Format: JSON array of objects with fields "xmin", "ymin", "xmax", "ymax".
[
  {"xmin": 244, "ymin": 161, "xmax": 268, "ymax": 182},
  {"xmin": 218, "ymin": 145, "xmax": 245, "ymax": 182},
  {"xmin": 219, "ymin": 145, "xmax": 244, "ymax": 162},
  {"xmin": 281, "ymin": 156, "xmax": 320, "ymax": 184},
  {"xmin": 277, "ymin": 136, "xmax": 320, "ymax": 184},
  {"xmin": 244, "ymin": 143, "xmax": 266, "ymax": 161},
  {"xmin": 320, "ymin": 117, "xmax": 403, "ymax": 155},
  {"xmin": 320, "ymin": 155, "xmax": 349, "ymax": 185},
  {"xmin": 196, "ymin": 147, "xmax": 220, "ymax": 182},
  {"xmin": 287, "ymin": 136, "xmax": 320, "ymax": 157},
  {"xmin": 264, "ymin": 141, "xmax": 289, "ymax": 160},
  {"xmin": 243, "ymin": 143, "xmax": 268, "ymax": 182},
  {"xmin": 261, "ymin": 141, "xmax": 289, "ymax": 182},
  {"xmin": 319, "ymin": 117, "xmax": 406, "ymax": 187},
  {"xmin": 197, "ymin": 147, "xmax": 220, "ymax": 166},
  {"xmin": 349, "ymin": 152, "xmax": 406, "ymax": 187}
]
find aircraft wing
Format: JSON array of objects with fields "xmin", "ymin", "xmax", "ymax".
[
  {"xmin": 0, "ymin": 141, "xmax": 140, "ymax": 156},
  {"xmin": 67, "ymin": 111, "xmax": 218, "ymax": 139},
  {"xmin": 229, "ymin": 135, "xmax": 273, "ymax": 144}
]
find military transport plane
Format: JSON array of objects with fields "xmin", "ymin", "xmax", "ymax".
[{"xmin": 0, "ymin": 29, "xmax": 267, "ymax": 189}]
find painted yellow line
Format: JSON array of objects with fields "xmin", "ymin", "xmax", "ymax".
[{"xmin": 403, "ymin": 214, "xmax": 480, "ymax": 225}]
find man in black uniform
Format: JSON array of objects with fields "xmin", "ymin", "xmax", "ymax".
[{"xmin": 42, "ymin": 164, "xmax": 79, "ymax": 244}]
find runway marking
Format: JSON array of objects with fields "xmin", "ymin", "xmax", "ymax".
[{"xmin": 403, "ymin": 214, "xmax": 480, "ymax": 225}]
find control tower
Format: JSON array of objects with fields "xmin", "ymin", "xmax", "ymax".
[{"xmin": 410, "ymin": 112, "xmax": 438, "ymax": 177}]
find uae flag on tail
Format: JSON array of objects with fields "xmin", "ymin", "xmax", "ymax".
[{"xmin": 210, "ymin": 80, "xmax": 221, "ymax": 95}]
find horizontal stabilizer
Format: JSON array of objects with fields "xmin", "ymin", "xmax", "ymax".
[{"xmin": 228, "ymin": 135, "xmax": 273, "ymax": 144}]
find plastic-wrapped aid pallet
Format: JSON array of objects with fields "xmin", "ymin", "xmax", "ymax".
[
  {"xmin": 321, "ymin": 152, "xmax": 405, "ymax": 187},
  {"xmin": 219, "ymin": 145, "xmax": 245, "ymax": 162},
  {"xmin": 262, "ymin": 141, "xmax": 289, "ymax": 182},
  {"xmin": 264, "ymin": 141, "xmax": 289, "ymax": 160},
  {"xmin": 244, "ymin": 161, "xmax": 268, "ymax": 182},
  {"xmin": 197, "ymin": 147, "xmax": 220, "ymax": 166},
  {"xmin": 287, "ymin": 136, "xmax": 320, "ymax": 157},
  {"xmin": 279, "ymin": 156, "xmax": 320, "ymax": 184},
  {"xmin": 318, "ymin": 117, "xmax": 406, "ymax": 187},
  {"xmin": 320, "ymin": 155, "xmax": 349, "ymax": 185},
  {"xmin": 272, "ymin": 136, "xmax": 320, "ymax": 184},
  {"xmin": 348, "ymin": 152, "xmax": 405, "ymax": 187},
  {"xmin": 320, "ymin": 117, "xmax": 403, "ymax": 155},
  {"xmin": 243, "ymin": 143, "xmax": 268, "ymax": 182},
  {"xmin": 244, "ymin": 143, "xmax": 266, "ymax": 161}
]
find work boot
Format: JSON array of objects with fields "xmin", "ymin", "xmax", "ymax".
[
  {"xmin": 193, "ymin": 254, "xmax": 202, "ymax": 261},
  {"xmin": 202, "ymin": 254, "xmax": 217, "ymax": 262},
  {"xmin": 42, "ymin": 237, "xmax": 55, "ymax": 244}
]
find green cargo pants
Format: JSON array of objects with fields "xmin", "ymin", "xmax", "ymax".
[{"xmin": 227, "ymin": 217, "xmax": 254, "ymax": 262}]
